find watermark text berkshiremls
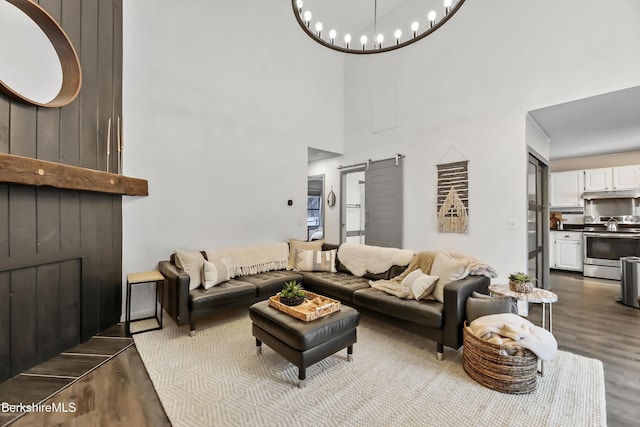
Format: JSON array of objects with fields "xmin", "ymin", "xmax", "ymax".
[{"xmin": 1, "ymin": 401, "xmax": 76, "ymax": 413}]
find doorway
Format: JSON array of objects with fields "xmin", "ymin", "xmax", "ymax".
[
  {"xmin": 340, "ymin": 168, "xmax": 366, "ymax": 244},
  {"xmin": 307, "ymin": 175, "xmax": 324, "ymax": 241},
  {"xmin": 527, "ymin": 151, "xmax": 549, "ymax": 288}
]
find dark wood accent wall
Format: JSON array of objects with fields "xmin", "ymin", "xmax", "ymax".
[{"xmin": 0, "ymin": 0, "xmax": 124, "ymax": 381}]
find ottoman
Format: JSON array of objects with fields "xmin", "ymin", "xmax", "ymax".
[{"xmin": 249, "ymin": 300, "xmax": 360, "ymax": 388}]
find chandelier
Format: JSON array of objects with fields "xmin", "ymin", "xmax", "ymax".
[{"xmin": 291, "ymin": 0, "xmax": 466, "ymax": 54}]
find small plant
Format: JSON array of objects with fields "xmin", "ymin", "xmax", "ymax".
[
  {"xmin": 508, "ymin": 272, "xmax": 535, "ymax": 283},
  {"xmin": 280, "ymin": 280, "xmax": 306, "ymax": 298},
  {"xmin": 279, "ymin": 281, "xmax": 306, "ymax": 306},
  {"xmin": 508, "ymin": 272, "xmax": 536, "ymax": 293}
]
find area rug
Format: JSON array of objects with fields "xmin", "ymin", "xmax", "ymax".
[{"xmin": 133, "ymin": 306, "xmax": 606, "ymax": 427}]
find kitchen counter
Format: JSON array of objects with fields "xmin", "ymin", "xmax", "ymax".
[{"xmin": 550, "ymin": 225, "xmax": 584, "ymax": 232}]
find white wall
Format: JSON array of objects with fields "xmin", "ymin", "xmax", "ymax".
[
  {"xmin": 122, "ymin": 0, "xmax": 344, "ymax": 318},
  {"xmin": 526, "ymin": 114, "xmax": 550, "ymax": 162},
  {"xmin": 310, "ymin": 0, "xmax": 640, "ymax": 282}
]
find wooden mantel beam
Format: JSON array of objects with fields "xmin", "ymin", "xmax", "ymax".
[{"xmin": 0, "ymin": 153, "xmax": 148, "ymax": 196}]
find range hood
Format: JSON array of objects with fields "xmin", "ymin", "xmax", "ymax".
[{"xmin": 582, "ymin": 189, "xmax": 640, "ymax": 200}]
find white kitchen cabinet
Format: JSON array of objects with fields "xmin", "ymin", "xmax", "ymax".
[
  {"xmin": 550, "ymin": 171, "xmax": 584, "ymax": 208},
  {"xmin": 583, "ymin": 165, "xmax": 640, "ymax": 191},
  {"xmin": 584, "ymin": 168, "xmax": 612, "ymax": 191},
  {"xmin": 612, "ymin": 165, "xmax": 640, "ymax": 190},
  {"xmin": 551, "ymin": 231, "xmax": 583, "ymax": 272}
]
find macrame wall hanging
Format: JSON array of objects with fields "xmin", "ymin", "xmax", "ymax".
[{"xmin": 436, "ymin": 153, "xmax": 469, "ymax": 233}]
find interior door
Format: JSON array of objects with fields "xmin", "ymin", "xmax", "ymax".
[{"xmin": 527, "ymin": 152, "xmax": 549, "ymax": 288}]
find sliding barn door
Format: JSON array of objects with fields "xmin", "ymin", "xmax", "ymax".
[{"xmin": 365, "ymin": 157, "xmax": 404, "ymax": 248}]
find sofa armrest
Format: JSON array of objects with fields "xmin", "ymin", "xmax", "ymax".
[
  {"xmin": 441, "ymin": 275, "xmax": 490, "ymax": 349},
  {"xmin": 159, "ymin": 260, "xmax": 190, "ymax": 326}
]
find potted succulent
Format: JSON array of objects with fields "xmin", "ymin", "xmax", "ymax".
[
  {"xmin": 279, "ymin": 280, "xmax": 306, "ymax": 306},
  {"xmin": 508, "ymin": 272, "xmax": 535, "ymax": 293}
]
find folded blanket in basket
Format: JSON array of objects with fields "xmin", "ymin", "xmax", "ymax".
[{"xmin": 469, "ymin": 313, "xmax": 557, "ymax": 361}]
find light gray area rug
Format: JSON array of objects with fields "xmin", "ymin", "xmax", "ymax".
[{"xmin": 133, "ymin": 306, "xmax": 606, "ymax": 427}]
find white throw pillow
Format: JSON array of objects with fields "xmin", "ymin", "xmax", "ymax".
[
  {"xmin": 411, "ymin": 274, "xmax": 440, "ymax": 301},
  {"xmin": 201, "ymin": 258, "xmax": 230, "ymax": 290},
  {"xmin": 294, "ymin": 249, "xmax": 337, "ymax": 272},
  {"xmin": 175, "ymin": 250, "xmax": 205, "ymax": 290},
  {"xmin": 430, "ymin": 252, "xmax": 470, "ymax": 303},
  {"xmin": 400, "ymin": 269, "xmax": 424, "ymax": 288},
  {"xmin": 287, "ymin": 239, "xmax": 324, "ymax": 270}
]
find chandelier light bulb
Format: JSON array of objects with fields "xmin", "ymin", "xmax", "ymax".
[
  {"xmin": 411, "ymin": 21, "xmax": 419, "ymax": 38},
  {"xmin": 360, "ymin": 35, "xmax": 368, "ymax": 50},
  {"xmin": 428, "ymin": 11, "xmax": 437, "ymax": 28},
  {"xmin": 444, "ymin": 0, "xmax": 453, "ymax": 15},
  {"xmin": 303, "ymin": 10, "xmax": 312, "ymax": 27},
  {"xmin": 329, "ymin": 29, "xmax": 337, "ymax": 45},
  {"xmin": 376, "ymin": 34, "xmax": 384, "ymax": 48},
  {"xmin": 296, "ymin": 0, "xmax": 303, "ymax": 14},
  {"xmin": 344, "ymin": 33, "xmax": 352, "ymax": 48},
  {"xmin": 394, "ymin": 29, "xmax": 402, "ymax": 45},
  {"xmin": 315, "ymin": 21, "xmax": 323, "ymax": 37}
]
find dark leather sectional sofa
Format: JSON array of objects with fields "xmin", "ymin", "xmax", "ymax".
[{"xmin": 159, "ymin": 243, "xmax": 489, "ymax": 359}]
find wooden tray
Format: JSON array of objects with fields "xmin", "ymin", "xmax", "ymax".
[{"xmin": 269, "ymin": 291, "xmax": 341, "ymax": 322}]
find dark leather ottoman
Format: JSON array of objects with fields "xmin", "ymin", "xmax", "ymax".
[{"xmin": 249, "ymin": 300, "xmax": 359, "ymax": 388}]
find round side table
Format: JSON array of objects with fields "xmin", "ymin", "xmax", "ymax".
[{"xmin": 488, "ymin": 284, "xmax": 558, "ymax": 333}]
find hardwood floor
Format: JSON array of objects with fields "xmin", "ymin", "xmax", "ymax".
[
  {"xmin": 542, "ymin": 271, "xmax": 640, "ymax": 427},
  {"xmin": 0, "ymin": 325, "xmax": 169, "ymax": 427},
  {"xmin": 2, "ymin": 271, "xmax": 639, "ymax": 426}
]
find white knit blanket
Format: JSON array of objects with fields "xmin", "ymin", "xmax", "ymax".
[
  {"xmin": 205, "ymin": 243, "xmax": 289, "ymax": 278},
  {"xmin": 469, "ymin": 313, "xmax": 558, "ymax": 361},
  {"xmin": 337, "ymin": 243, "xmax": 415, "ymax": 277}
]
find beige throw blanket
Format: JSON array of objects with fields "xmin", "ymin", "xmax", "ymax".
[
  {"xmin": 392, "ymin": 252, "xmax": 436, "ymax": 282},
  {"xmin": 369, "ymin": 279, "xmax": 413, "ymax": 299},
  {"xmin": 368, "ymin": 253, "xmax": 436, "ymax": 300},
  {"xmin": 205, "ymin": 243, "xmax": 289, "ymax": 278},
  {"xmin": 337, "ymin": 243, "xmax": 415, "ymax": 277},
  {"xmin": 369, "ymin": 251, "xmax": 497, "ymax": 300}
]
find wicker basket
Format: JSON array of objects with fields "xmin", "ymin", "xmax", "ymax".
[
  {"xmin": 508, "ymin": 279, "xmax": 534, "ymax": 293},
  {"xmin": 462, "ymin": 323, "xmax": 538, "ymax": 394},
  {"xmin": 269, "ymin": 291, "xmax": 341, "ymax": 322}
]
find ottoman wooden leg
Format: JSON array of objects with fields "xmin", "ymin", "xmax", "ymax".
[
  {"xmin": 256, "ymin": 338, "xmax": 262, "ymax": 356},
  {"xmin": 347, "ymin": 345, "xmax": 353, "ymax": 362}
]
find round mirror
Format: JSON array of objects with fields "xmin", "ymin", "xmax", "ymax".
[
  {"xmin": 0, "ymin": 0, "xmax": 81, "ymax": 107},
  {"xmin": 327, "ymin": 189, "xmax": 336, "ymax": 207}
]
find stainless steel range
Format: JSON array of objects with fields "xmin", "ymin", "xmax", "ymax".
[{"xmin": 583, "ymin": 192, "xmax": 640, "ymax": 280}]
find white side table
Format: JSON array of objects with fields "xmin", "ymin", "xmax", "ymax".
[{"xmin": 488, "ymin": 284, "xmax": 558, "ymax": 333}]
